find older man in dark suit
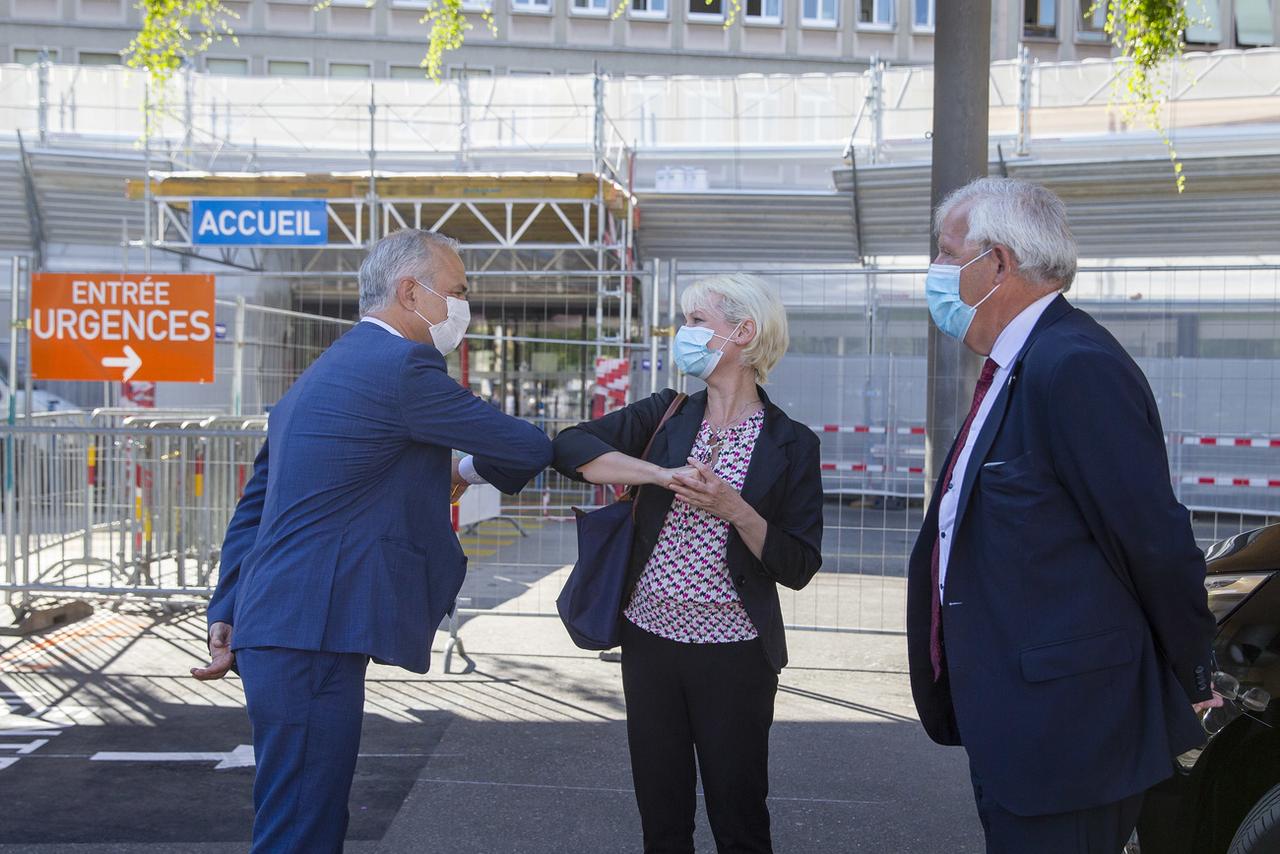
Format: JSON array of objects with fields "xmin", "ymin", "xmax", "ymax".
[{"xmin": 907, "ymin": 177, "xmax": 1221, "ymax": 853}]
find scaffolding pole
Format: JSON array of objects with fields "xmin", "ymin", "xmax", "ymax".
[
  {"xmin": 925, "ymin": 0, "xmax": 991, "ymax": 501},
  {"xmin": 368, "ymin": 82, "xmax": 379, "ymax": 245}
]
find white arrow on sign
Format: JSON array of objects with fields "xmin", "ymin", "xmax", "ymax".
[
  {"xmin": 91, "ymin": 743, "xmax": 255, "ymax": 770},
  {"xmin": 100, "ymin": 345, "xmax": 143, "ymax": 382}
]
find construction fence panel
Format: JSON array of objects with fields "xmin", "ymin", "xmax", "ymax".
[
  {"xmin": 449, "ymin": 268, "xmax": 650, "ymax": 622},
  {"xmin": 670, "ymin": 263, "xmax": 1280, "ymax": 635},
  {"xmin": 5, "ymin": 262, "xmax": 1280, "ymax": 641}
]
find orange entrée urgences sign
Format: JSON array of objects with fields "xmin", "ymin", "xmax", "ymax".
[{"xmin": 30, "ymin": 273, "xmax": 216, "ymax": 383}]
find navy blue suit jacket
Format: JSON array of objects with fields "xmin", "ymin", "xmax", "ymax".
[
  {"xmin": 907, "ymin": 296, "xmax": 1216, "ymax": 816},
  {"xmin": 207, "ymin": 322, "xmax": 553, "ymax": 673}
]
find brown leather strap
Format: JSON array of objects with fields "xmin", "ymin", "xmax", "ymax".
[
  {"xmin": 639, "ymin": 392, "xmax": 688, "ymax": 464},
  {"xmin": 625, "ymin": 391, "xmax": 687, "ymax": 510}
]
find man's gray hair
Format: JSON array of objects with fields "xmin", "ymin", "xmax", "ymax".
[
  {"xmin": 934, "ymin": 177, "xmax": 1077, "ymax": 292},
  {"xmin": 358, "ymin": 229, "xmax": 462, "ymax": 316}
]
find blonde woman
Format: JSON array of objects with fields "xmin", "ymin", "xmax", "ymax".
[{"xmin": 553, "ymin": 274, "xmax": 824, "ymax": 854}]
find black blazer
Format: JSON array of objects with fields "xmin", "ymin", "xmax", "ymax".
[
  {"xmin": 552, "ymin": 386, "xmax": 824, "ymax": 672},
  {"xmin": 907, "ymin": 295, "xmax": 1216, "ymax": 817}
]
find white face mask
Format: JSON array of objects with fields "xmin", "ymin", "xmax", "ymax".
[{"xmin": 412, "ymin": 278, "xmax": 470, "ymax": 356}]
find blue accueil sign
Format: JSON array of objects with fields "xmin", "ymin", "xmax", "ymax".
[{"xmin": 192, "ymin": 199, "xmax": 329, "ymax": 246}]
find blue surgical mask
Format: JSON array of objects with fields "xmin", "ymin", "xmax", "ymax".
[
  {"xmin": 673, "ymin": 321, "xmax": 743, "ymax": 380},
  {"xmin": 925, "ymin": 248, "xmax": 997, "ymax": 342}
]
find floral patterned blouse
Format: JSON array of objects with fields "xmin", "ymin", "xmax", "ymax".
[{"xmin": 623, "ymin": 410, "xmax": 764, "ymax": 643}]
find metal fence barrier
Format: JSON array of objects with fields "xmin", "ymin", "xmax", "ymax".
[
  {"xmin": 1, "ymin": 414, "xmax": 265, "ymax": 601},
  {"xmin": 4, "ymin": 263, "xmax": 1280, "ymax": 640}
]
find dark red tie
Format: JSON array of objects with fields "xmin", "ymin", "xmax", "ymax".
[{"xmin": 931, "ymin": 357, "xmax": 1000, "ymax": 682}]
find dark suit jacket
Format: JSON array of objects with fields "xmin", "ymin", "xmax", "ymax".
[
  {"xmin": 207, "ymin": 322, "xmax": 553, "ymax": 674},
  {"xmin": 552, "ymin": 387, "xmax": 823, "ymax": 672},
  {"xmin": 907, "ymin": 295, "xmax": 1216, "ymax": 816}
]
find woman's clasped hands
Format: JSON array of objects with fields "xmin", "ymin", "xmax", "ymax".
[{"xmin": 668, "ymin": 457, "xmax": 748, "ymax": 523}]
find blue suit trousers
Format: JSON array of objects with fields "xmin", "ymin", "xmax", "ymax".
[{"xmin": 238, "ymin": 647, "xmax": 369, "ymax": 854}]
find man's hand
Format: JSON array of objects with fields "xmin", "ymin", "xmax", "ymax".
[
  {"xmin": 451, "ymin": 457, "xmax": 470, "ymax": 503},
  {"xmin": 191, "ymin": 621, "xmax": 235, "ymax": 681},
  {"xmin": 1193, "ymin": 692, "xmax": 1225, "ymax": 715}
]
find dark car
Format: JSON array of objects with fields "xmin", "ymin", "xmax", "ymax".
[{"xmin": 1134, "ymin": 524, "xmax": 1280, "ymax": 854}]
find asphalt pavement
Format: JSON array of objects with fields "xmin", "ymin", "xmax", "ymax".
[
  {"xmin": 0, "ymin": 502, "xmax": 1252, "ymax": 852},
  {"xmin": 0, "ymin": 592, "xmax": 983, "ymax": 853}
]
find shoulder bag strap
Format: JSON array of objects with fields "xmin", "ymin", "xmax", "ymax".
[{"xmin": 624, "ymin": 392, "xmax": 688, "ymax": 509}]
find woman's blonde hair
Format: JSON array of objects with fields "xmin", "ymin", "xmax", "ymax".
[{"xmin": 680, "ymin": 273, "xmax": 789, "ymax": 384}]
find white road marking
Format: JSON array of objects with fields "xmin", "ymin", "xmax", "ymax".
[{"xmin": 91, "ymin": 744, "xmax": 256, "ymax": 770}]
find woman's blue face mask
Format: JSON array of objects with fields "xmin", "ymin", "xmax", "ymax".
[
  {"xmin": 925, "ymin": 247, "xmax": 997, "ymax": 342},
  {"xmin": 673, "ymin": 321, "xmax": 744, "ymax": 380}
]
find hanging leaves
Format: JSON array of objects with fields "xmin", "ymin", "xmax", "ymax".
[
  {"xmin": 126, "ymin": 0, "xmax": 238, "ymax": 83},
  {"xmin": 1088, "ymin": 0, "xmax": 1193, "ymax": 192},
  {"xmin": 418, "ymin": 0, "xmax": 496, "ymax": 81}
]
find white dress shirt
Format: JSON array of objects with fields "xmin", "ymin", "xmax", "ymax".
[
  {"xmin": 360, "ymin": 316, "xmax": 402, "ymax": 338},
  {"xmin": 937, "ymin": 291, "xmax": 1059, "ymax": 596},
  {"xmin": 359, "ymin": 317, "xmax": 487, "ymax": 486}
]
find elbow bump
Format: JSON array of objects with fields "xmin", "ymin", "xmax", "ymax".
[
  {"xmin": 515, "ymin": 425, "xmax": 553, "ymax": 464},
  {"xmin": 528, "ymin": 432, "xmax": 554, "ymax": 468}
]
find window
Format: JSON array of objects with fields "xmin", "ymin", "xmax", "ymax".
[
  {"xmin": 206, "ymin": 57, "xmax": 249, "ymax": 75},
  {"xmin": 1184, "ymin": 0, "xmax": 1222, "ymax": 42},
  {"xmin": 267, "ymin": 59, "xmax": 311, "ymax": 76},
  {"xmin": 807, "ymin": 0, "xmax": 839, "ymax": 25},
  {"xmin": 13, "ymin": 48, "xmax": 57, "ymax": 63},
  {"xmin": 461, "ymin": 0, "xmax": 491, "ymax": 9},
  {"xmin": 1077, "ymin": 0, "xmax": 1107, "ymax": 39},
  {"xmin": 855, "ymin": 0, "xmax": 891, "ymax": 26},
  {"xmin": 79, "ymin": 51, "xmax": 122, "ymax": 66},
  {"xmin": 448, "ymin": 66, "xmax": 494, "ymax": 78},
  {"xmin": 572, "ymin": 0, "xmax": 609, "ymax": 13},
  {"xmin": 745, "ymin": 0, "xmax": 781, "ymax": 23},
  {"xmin": 1023, "ymin": 0, "xmax": 1057, "ymax": 38},
  {"xmin": 1235, "ymin": 0, "xmax": 1275, "ymax": 45},
  {"xmin": 689, "ymin": 0, "xmax": 723, "ymax": 20},
  {"xmin": 913, "ymin": 0, "xmax": 934, "ymax": 29},
  {"xmin": 511, "ymin": 0, "xmax": 551, "ymax": 11},
  {"xmin": 630, "ymin": 0, "xmax": 667, "ymax": 16},
  {"xmin": 389, "ymin": 65, "xmax": 425, "ymax": 78},
  {"xmin": 330, "ymin": 62, "xmax": 371, "ymax": 77}
]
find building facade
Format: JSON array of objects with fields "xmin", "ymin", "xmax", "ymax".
[{"xmin": 3, "ymin": 0, "xmax": 1276, "ymax": 78}]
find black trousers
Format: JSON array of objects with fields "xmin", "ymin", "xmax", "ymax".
[
  {"xmin": 620, "ymin": 619, "xmax": 779, "ymax": 854},
  {"xmin": 970, "ymin": 762, "xmax": 1145, "ymax": 854}
]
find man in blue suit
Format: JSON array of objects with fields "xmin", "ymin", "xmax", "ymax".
[
  {"xmin": 192, "ymin": 229, "xmax": 553, "ymax": 853},
  {"xmin": 908, "ymin": 178, "xmax": 1222, "ymax": 853}
]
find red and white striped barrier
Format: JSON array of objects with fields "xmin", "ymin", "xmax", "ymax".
[
  {"xmin": 1181, "ymin": 475, "xmax": 1280, "ymax": 488},
  {"xmin": 819, "ymin": 464, "xmax": 1280, "ymax": 487},
  {"xmin": 1180, "ymin": 435, "xmax": 1280, "ymax": 448},
  {"xmin": 812, "ymin": 427, "xmax": 1280, "ymax": 447},
  {"xmin": 811, "ymin": 424, "xmax": 886, "ymax": 435},
  {"xmin": 821, "ymin": 462, "xmax": 885, "ymax": 472},
  {"xmin": 820, "ymin": 461, "xmax": 925, "ymax": 475},
  {"xmin": 809, "ymin": 424, "xmax": 926, "ymax": 436}
]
